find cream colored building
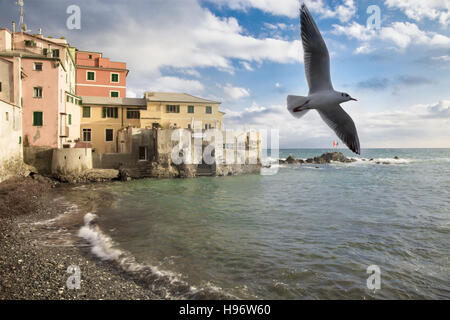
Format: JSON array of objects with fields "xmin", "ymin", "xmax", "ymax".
[
  {"xmin": 141, "ymin": 92, "xmax": 224, "ymax": 130},
  {"xmin": 80, "ymin": 92, "xmax": 224, "ymax": 154},
  {"xmin": 79, "ymin": 96, "xmax": 146, "ymax": 153}
]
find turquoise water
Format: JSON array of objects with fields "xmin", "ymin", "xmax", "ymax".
[{"xmin": 88, "ymin": 149, "xmax": 450, "ymax": 299}]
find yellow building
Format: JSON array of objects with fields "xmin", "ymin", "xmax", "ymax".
[
  {"xmin": 80, "ymin": 92, "xmax": 224, "ymax": 153},
  {"xmin": 141, "ymin": 92, "xmax": 224, "ymax": 130},
  {"xmin": 79, "ymin": 96, "xmax": 146, "ymax": 153}
]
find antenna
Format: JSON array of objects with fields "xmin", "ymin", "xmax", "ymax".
[{"xmin": 15, "ymin": 0, "xmax": 31, "ymax": 33}]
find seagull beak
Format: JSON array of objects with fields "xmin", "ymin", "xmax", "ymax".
[{"xmin": 350, "ymin": 98, "xmax": 358, "ymax": 101}]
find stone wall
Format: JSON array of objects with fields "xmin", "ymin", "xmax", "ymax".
[{"xmin": 23, "ymin": 146, "xmax": 53, "ymax": 175}]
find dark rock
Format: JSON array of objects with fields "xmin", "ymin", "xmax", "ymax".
[
  {"xmin": 394, "ymin": 156, "xmax": 399, "ymax": 160},
  {"xmin": 311, "ymin": 152, "xmax": 354, "ymax": 164},
  {"xmin": 285, "ymin": 155, "xmax": 298, "ymax": 164}
]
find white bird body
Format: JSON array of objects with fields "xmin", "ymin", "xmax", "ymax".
[{"xmin": 288, "ymin": 4, "xmax": 361, "ymax": 154}]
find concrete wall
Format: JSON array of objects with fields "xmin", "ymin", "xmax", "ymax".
[
  {"xmin": 0, "ymin": 99, "xmax": 23, "ymax": 182},
  {"xmin": 51, "ymin": 148, "xmax": 92, "ymax": 175}
]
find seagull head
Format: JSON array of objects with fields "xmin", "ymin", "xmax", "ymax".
[{"xmin": 338, "ymin": 92, "xmax": 357, "ymax": 103}]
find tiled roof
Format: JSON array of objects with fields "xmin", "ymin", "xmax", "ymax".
[{"xmin": 80, "ymin": 96, "xmax": 147, "ymax": 107}]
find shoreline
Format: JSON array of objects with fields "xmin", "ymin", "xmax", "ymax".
[{"xmin": 0, "ymin": 176, "xmax": 159, "ymax": 300}]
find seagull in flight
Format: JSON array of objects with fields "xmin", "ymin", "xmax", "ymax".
[{"xmin": 287, "ymin": 3, "xmax": 361, "ymax": 154}]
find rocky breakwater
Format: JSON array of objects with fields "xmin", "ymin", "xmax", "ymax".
[{"xmin": 279, "ymin": 152, "xmax": 357, "ymax": 165}]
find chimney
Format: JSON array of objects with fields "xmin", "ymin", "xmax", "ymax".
[{"xmin": 12, "ymin": 22, "xmax": 16, "ymax": 50}]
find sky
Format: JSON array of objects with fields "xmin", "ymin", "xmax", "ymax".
[{"xmin": 1, "ymin": 0, "xmax": 449, "ymax": 148}]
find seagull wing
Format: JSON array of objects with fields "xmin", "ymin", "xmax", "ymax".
[
  {"xmin": 300, "ymin": 4, "xmax": 333, "ymax": 94},
  {"xmin": 317, "ymin": 105, "xmax": 360, "ymax": 155}
]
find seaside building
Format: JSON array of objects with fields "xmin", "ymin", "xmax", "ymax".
[
  {"xmin": 79, "ymin": 96, "xmax": 147, "ymax": 153},
  {"xmin": 75, "ymin": 50, "xmax": 128, "ymax": 98},
  {"xmin": 0, "ymin": 28, "xmax": 81, "ymax": 149},
  {"xmin": 142, "ymin": 92, "xmax": 224, "ymax": 130},
  {"xmin": 79, "ymin": 92, "xmax": 225, "ymax": 153}
]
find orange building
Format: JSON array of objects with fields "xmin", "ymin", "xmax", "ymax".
[{"xmin": 75, "ymin": 50, "xmax": 128, "ymax": 98}]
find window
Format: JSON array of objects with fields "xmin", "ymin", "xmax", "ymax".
[
  {"xmin": 102, "ymin": 107, "xmax": 118, "ymax": 118},
  {"xmin": 187, "ymin": 124, "xmax": 191, "ymax": 129},
  {"xmin": 127, "ymin": 109, "xmax": 140, "ymax": 119},
  {"xmin": 34, "ymin": 63, "xmax": 43, "ymax": 71},
  {"xmin": 105, "ymin": 129, "xmax": 114, "ymax": 142},
  {"xmin": 33, "ymin": 87, "xmax": 43, "ymax": 98},
  {"xmin": 24, "ymin": 40, "xmax": 36, "ymax": 47},
  {"xmin": 88, "ymin": 54, "xmax": 92, "ymax": 59},
  {"xmin": 43, "ymin": 48, "xmax": 48, "ymax": 56},
  {"xmin": 87, "ymin": 71, "xmax": 95, "ymax": 81},
  {"xmin": 52, "ymin": 49, "xmax": 60, "ymax": 58},
  {"xmin": 5, "ymin": 112, "xmax": 9, "ymax": 121},
  {"xmin": 139, "ymin": 147, "xmax": 148, "ymax": 161},
  {"xmin": 205, "ymin": 124, "xmax": 208, "ymax": 130},
  {"xmin": 0, "ymin": 82, "xmax": 2, "ymax": 92},
  {"xmin": 110, "ymin": 91, "xmax": 119, "ymax": 98},
  {"xmin": 166, "ymin": 105, "xmax": 180, "ymax": 113},
  {"xmin": 33, "ymin": 111, "xmax": 43, "ymax": 126},
  {"xmin": 66, "ymin": 95, "xmax": 70, "ymax": 102},
  {"xmin": 83, "ymin": 107, "xmax": 91, "ymax": 118},
  {"xmin": 188, "ymin": 105, "xmax": 194, "ymax": 114},
  {"xmin": 111, "ymin": 73, "xmax": 119, "ymax": 83},
  {"xmin": 83, "ymin": 129, "xmax": 91, "ymax": 142},
  {"xmin": 206, "ymin": 106, "xmax": 212, "ymax": 114},
  {"xmin": 68, "ymin": 114, "xmax": 72, "ymax": 125}
]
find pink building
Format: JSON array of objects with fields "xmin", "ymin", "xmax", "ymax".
[
  {"xmin": 0, "ymin": 29, "xmax": 80, "ymax": 148},
  {"xmin": 76, "ymin": 51, "xmax": 128, "ymax": 98}
]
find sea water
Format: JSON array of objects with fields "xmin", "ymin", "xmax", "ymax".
[{"xmin": 78, "ymin": 149, "xmax": 450, "ymax": 299}]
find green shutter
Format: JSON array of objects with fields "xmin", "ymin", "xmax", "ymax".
[
  {"xmin": 177, "ymin": 105, "xmax": 180, "ymax": 113},
  {"xmin": 114, "ymin": 108, "xmax": 118, "ymax": 118},
  {"xmin": 68, "ymin": 114, "xmax": 72, "ymax": 125},
  {"xmin": 33, "ymin": 112, "xmax": 43, "ymax": 126},
  {"xmin": 102, "ymin": 107, "xmax": 106, "ymax": 118}
]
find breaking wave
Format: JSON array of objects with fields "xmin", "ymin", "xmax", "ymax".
[{"xmin": 78, "ymin": 213, "xmax": 235, "ymax": 299}]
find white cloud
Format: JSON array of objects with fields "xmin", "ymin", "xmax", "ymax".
[
  {"xmin": 222, "ymin": 83, "xmax": 251, "ymax": 100},
  {"xmin": 71, "ymin": 0, "xmax": 300, "ymax": 84},
  {"xmin": 147, "ymin": 76, "xmax": 205, "ymax": 94},
  {"xmin": 333, "ymin": 21, "xmax": 450, "ymax": 53},
  {"xmin": 385, "ymin": 0, "xmax": 450, "ymax": 26},
  {"xmin": 207, "ymin": 0, "xmax": 356, "ymax": 22},
  {"xmin": 432, "ymin": 55, "xmax": 450, "ymax": 62},
  {"xmin": 354, "ymin": 45, "xmax": 374, "ymax": 55},
  {"xmin": 239, "ymin": 61, "xmax": 254, "ymax": 71}
]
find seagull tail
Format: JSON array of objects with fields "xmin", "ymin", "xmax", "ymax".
[{"xmin": 287, "ymin": 95, "xmax": 310, "ymax": 119}]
